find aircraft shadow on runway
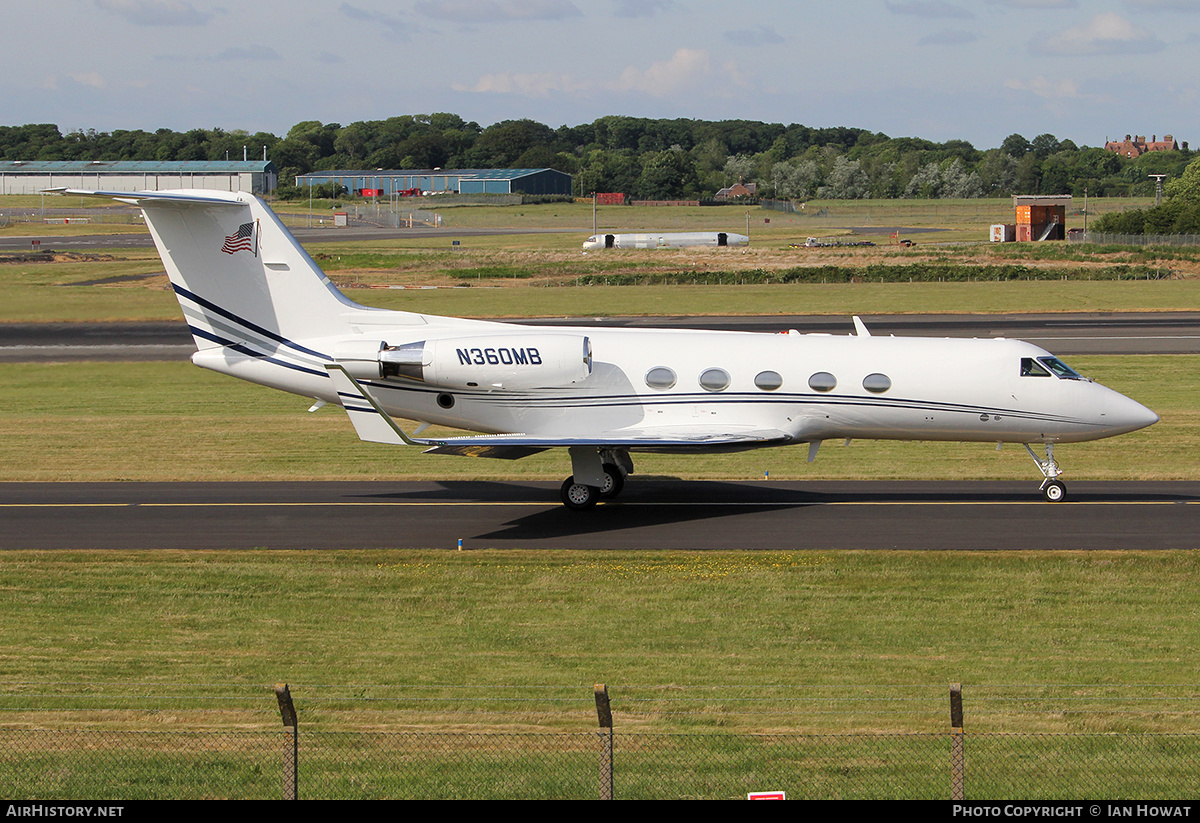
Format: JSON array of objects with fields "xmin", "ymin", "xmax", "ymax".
[
  {"xmin": 347, "ymin": 479, "xmax": 1198, "ymax": 543},
  {"xmin": 349, "ymin": 478, "xmax": 1196, "ymax": 506}
]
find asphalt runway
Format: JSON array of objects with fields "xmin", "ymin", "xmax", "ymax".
[
  {"xmin": 2, "ymin": 480, "xmax": 1196, "ymax": 551},
  {"xmin": 2, "ymin": 312, "xmax": 1199, "ymax": 362}
]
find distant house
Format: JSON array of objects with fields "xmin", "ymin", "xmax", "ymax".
[
  {"xmin": 1105, "ymin": 134, "xmax": 1182, "ymax": 158},
  {"xmin": 714, "ymin": 180, "xmax": 756, "ymax": 200}
]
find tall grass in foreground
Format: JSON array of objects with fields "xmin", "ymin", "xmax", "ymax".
[{"xmin": 3, "ymin": 550, "xmax": 1200, "ymax": 735}]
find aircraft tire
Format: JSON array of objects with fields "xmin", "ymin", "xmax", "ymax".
[
  {"xmin": 599, "ymin": 463, "xmax": 625, "ymax": 499},
  {"xmin": 1042, "ymin": 480, "xmax": 1066, "ymax": 503},
  {"xmin": 561, "ymin": 477, "xmax": 599, "ymax": 510}
]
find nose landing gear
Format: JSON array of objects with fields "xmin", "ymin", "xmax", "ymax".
[{"xmin": 1024, "ymin": 442, "xmax": 1066, "ymax": 502}]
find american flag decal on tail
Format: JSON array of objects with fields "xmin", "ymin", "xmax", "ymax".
[{"xmin": 221, "ymin": 221, "xmax": 257, "ymax": 255}]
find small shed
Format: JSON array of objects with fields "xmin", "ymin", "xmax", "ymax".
[{"xmin": 1013, "ymin": 195, "xmax": 1070, "ymax": 241}]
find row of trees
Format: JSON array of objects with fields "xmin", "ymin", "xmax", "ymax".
[
  {"xmin": 1091, "ymin": 154, "xmax": 1200, "ymax": 234},
  {"xmin": 1, "ymin": 116, "xmax": 1194, "ymax": 201}
]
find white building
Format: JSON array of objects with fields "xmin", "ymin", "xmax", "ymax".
[{"xmin": 0, "ymin": 160, "xmax": 277, "ymax": 195}]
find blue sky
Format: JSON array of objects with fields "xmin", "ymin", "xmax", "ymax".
[{"xmin": 6, "ymin": 0, "xmax": 1199, "ymax": 150}]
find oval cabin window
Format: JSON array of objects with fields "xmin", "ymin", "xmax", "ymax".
[
  {"xmin": 645, "ymin": 367, "xmax": 677, "ymax": 390},
  {"xmin": 699, "ymin": 368, "xmax": 730, "ymax": 392},
  {"xmin": 754, "ymin": 371, "xmax": 783, "ymax": 391},
  {"xmin": 808, "ymin": 372, "xmax": 837, "ymax": 392},
  {"xmin": 863, "ymin": 373, "xmax": 892, "ymax": 393}
]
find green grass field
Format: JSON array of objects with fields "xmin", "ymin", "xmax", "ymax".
[
  {"xmin": 4, "ymin": 549, "xmax": 1200, "ymax": 734},
  {"xmin": 2, "ymin": 245, "xmax": 1199, "ymax": 323}
]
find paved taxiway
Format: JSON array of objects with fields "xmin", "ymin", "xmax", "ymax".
[{"xmin": 2, "ymin": 481, "xmax": 1196, "ymax": 551}]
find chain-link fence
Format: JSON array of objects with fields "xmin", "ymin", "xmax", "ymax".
[
  {"xmin": 1073, "ymin": 232, "xmax": 1200, "ymax": 246},
  {"xmin": 5, "ymin": 684, "xmax": 1200, "ymax": 799},
  {"xmin": 8, "ymin": 727, "xmax": 1200, "ymax": 800}
]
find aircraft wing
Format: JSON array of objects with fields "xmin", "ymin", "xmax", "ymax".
[
  {"xmin": 420, "ymin": 426, "xmax": 793, "ymax": 457},
  {"xmin": 325, "ymin": 364, "xmax": 792, "ymax": 458}
]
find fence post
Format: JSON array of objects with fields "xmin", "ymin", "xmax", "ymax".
[
  {"xmin": 275, "ymin": 683, "xmax": 298, "ymax": 800},
  {"xmin": 950, "ymin": 683, "xmax": 964, "ymax": 801},
  {"xmin": 595, "ymin": 683, "xmax": 614, "ymax": 800}
]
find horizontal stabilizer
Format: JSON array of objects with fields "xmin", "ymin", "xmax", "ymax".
[{"xmin": 43, "ymin": 188, "xmax": 245, "ymax": 208}]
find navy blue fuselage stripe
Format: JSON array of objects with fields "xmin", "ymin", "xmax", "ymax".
[
  {"xmin": 188, "ymin": 326, "xmax": 327, "ymax": 377},
  {"xmin": 174, "ymin": 284, "xmax": 330, "ymax": 360},
  {"xmin": 379, "ymin": 390, "xmax": 1084, "ymax": 425},
  {"xmin": 442, "ymin": 389, "xmax": 1082, "ymax": 421},
  {"xmin": 352, "ymin": 377, "xmax": 1086, "ymax": 425}
]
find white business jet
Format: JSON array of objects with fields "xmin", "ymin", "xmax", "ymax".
[{"xmin": 52, "ymin": 189, "xmax": 1159, "ymax": 509}]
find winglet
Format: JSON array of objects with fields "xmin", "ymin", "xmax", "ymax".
[
  {"xmin": 324, "ymin": 364, "xmax": 420, "ymax": 446},
  {"xmin": 852, "ymin": 315, "xmax": 872, "ymax": 337}
]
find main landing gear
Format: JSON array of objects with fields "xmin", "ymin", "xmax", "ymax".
[
  {"xmin": 559, "ymin": 448, "xmax": 630, "ymax": 510},
  {"xmin": 1024, "ymin": 442, "xmax": 1066, "ymax": 502}
]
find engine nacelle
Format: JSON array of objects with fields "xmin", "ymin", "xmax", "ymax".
[
  {"xmin": 333, "ymin": 334, "xmax": 593, "ymax": 390},
  {"xmin": 332, "ymin": 339, "xmax": 391, "ymax": 380},
  {"xmin": 425, "ymin": 334, "xmax": 592, "ymax": 390}
]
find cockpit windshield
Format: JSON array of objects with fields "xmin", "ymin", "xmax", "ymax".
[
  {"xmin": 1022, "ymin": 356, "xmax": 1084, "ymax": 379},
  {"xmin": 1038, "ymin": 356, "xmax": 1083, "ymax": 379}
]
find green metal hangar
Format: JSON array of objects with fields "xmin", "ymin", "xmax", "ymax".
[
  {"xmin": 0, "ymin": 160, "xmax": 277, "ymax": 195},
  {"xmin": 294, "ymin": 168, "xmax": 572, "ymax": 196}
]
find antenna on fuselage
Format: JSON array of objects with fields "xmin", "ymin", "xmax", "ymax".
[{"xmin": 852, "ymin": 316, "xmax": 872, "ymax": 337}]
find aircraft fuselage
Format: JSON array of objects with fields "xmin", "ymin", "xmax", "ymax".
[{"xmin": 192, "ymin": 318, "xmax": 1158, "ymax": 449}]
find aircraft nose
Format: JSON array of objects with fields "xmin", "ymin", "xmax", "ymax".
[{"xmin": 1105, "ymin": 392, "xmax": 1159, "ymax": 435}]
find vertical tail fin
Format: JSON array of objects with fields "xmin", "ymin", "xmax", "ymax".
[{"xmin": 130, "ymin": 189, "xmax": 362, "ymax": 350}]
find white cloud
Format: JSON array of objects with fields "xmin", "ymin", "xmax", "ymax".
[
  {"xmin": 918, "ymin": 29, "xmax": 982, "ymax": 45},
  {"xmin": 1125, "ymin": 0, "xmax": 1200, "ymax": 11},
  {"xmin": 1031, "ymin": 13, "xmax": 1165, "ymax": 55},
  {"xmin": 1004, "ymin": 75, "xmax": 1082, "ymax": 99},
  {"xmin": 216, "ymin": 47, "xmax": 281, "ymax": 61},
  {"xmin": 452, "ymin": 48, "xmax": 742, "ymax": 101},
  {"xmin": 452, "ymin": 71, "xmax": 588, "ymax": 96},
  {"xmin": 613, "ymin": 0, "xmax": 674, "ymax": 17},
  {"xmin": 339, "ymin": 3, "xmax": 413, "ymax": 40},
  {"xmin": 985, "ymin": 0, "xmax": 1076, "ymax": 8},
  {"xmin": 886, "ymin": 1, "xmax": 974, "ymax": 18},
  {"xmin": 725, "ymin": 26, "xmax": 785, "ymax": 47},
  {"xmin": 69, "ymin": 71, "xmax": 107, "ymax": 89},
  {"xmin": 609, "ymin": 48, "xmax": 717, "ymax": 96},
  {"xmin": 93, "ymin": 0, "xmax": 211, "ymax": 26},
  {"xmin": 415, "ymin": 0, "xmax": 583, "ymax": 22}
]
